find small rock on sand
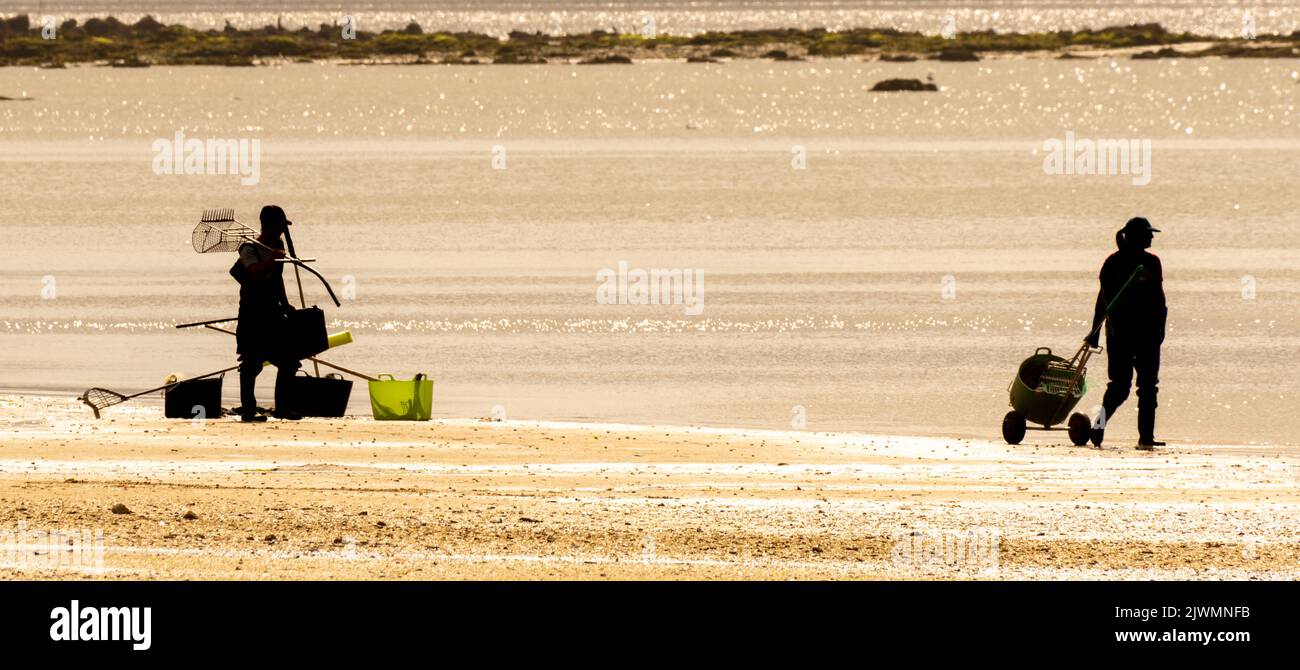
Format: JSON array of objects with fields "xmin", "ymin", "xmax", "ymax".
[{"xmin": 111, "ymin": 503, "xmax": 132, "ymax": 514}]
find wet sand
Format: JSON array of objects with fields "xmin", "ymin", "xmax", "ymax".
[{"xmin": 1, "ymin": 396, "xmax": 1296, "ymax": 580}]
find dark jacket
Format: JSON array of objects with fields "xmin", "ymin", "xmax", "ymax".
[
  {"xmin": 234, "ymin": 241, "xmax": 292, "ymax": 359},
  {"xmin": 1092, "ymin": 244, "xmax": 1166, "ymax": 340},
  {"xmin": 235, "ymin": 242, "xmax": 291, "ymax": 312}
]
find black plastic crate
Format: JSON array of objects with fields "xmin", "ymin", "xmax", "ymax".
[
  {"xmin": 164, "ymin": 376, "xmax": 224, "ymax": 419},
  {"xmin": 287, "ymin": 307, "xmax": 329, "ymax": 361},
  {"xmin": 283, "ymin": 372, "xmax": 353, "ymax": 417}
]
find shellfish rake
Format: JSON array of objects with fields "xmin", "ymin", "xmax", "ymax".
[
  {"xmin": 192, "ymin": 208, "xmax": 313, "ymax": 259},
  {"xmin": 80, "ymin": 364, "xmax": 240, "ymax": 418},
  {"xmin": 192, "ymin": 209, "xmax": 340, "ymax": 306}
]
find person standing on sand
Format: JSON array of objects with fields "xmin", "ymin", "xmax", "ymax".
[
  {"xmin": 1084, "ymin": 217, "xmax": 1166, "ymax": 449},
  {"xmin": 231, "ymin": 205, "xmax": 302, "ymax": 423}
]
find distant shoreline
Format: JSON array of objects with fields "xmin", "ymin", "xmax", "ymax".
[{"xmin": 1, "ymin": 15, "xmax": 1298, "ymax": 67}]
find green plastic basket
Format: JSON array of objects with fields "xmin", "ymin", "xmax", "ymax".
[{"xmin": 368, "ymin": 373, "xmax": 432, "ymax": 421}]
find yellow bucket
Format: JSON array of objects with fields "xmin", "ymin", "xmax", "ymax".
[{"xmin": 368, "ymin": 373, "xmax": 432, "ymax": 421}]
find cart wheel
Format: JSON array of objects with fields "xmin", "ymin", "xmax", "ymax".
[
  {"xmin": 1002, "ymin": 411, "xmax": 1027, "ymax": 445},
  {"xmin": 1067, "ymin": 412, "xmax": 1091, "ymax": 447}
]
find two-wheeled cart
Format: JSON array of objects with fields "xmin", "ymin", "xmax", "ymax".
[{"xmin": 1000, "ymin": 264, "xmax": 1145, "ymax": 447}]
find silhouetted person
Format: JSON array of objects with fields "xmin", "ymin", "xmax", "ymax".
[
  {"xmin": 1084, "ymin": 217, "xmax": 1166, "ymax": 449},
  {"xmin": 233, "ymin": 205, "xmax": 301, "ymax": 422}
]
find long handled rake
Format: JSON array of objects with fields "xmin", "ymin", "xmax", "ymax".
[
  {"xmin": 80, "ymin": 365, "xmax": 240, "ymax": 419},
  {"xmin": 281, "ymin": 221, "xmax": 320, "ymax": 376},
  {"xmin": 174, "ymin": 317, "xmax": 380, "ymax": 381}
]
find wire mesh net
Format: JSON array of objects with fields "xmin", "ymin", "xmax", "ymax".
[
  {"xmin": 80, "ymin": 388, "xmax": 126, "ymax": 418},
  {"xmin": 1040, "ymin": 361, "xmax": 1084, "ymax": 397},
  {"xmin": 192, "ymin": 209, "xmax": 256, "ymax": 254}
]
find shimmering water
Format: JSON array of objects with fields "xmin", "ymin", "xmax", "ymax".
[{"xmin": 1, "ymin": 59, "xmax": 1298, "ymax": 443}]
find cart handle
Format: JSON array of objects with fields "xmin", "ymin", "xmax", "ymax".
[
  {"xmin": 1103, "ymin": 265, "xmax": 1145, "ymax": 316},
  {"xmin": 1083, "ymin": 264, "xmax": 1147, "ymax": 343}
]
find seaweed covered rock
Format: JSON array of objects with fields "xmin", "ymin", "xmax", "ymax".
[
  {"xmin": 84, "ymin": 16, "xmax": 129, "ymax": 37},
  {"xmin": 935, "ymin": 46, "xmax": 980, "ymax": 61},
  {"xmin": 578, "ymin": 54, "xmax": 632, "ymax": 64},
  {"xmin": 3, "ymin": 16, "xmax": 1289, "ymax": 68},
  {"xmin": 3, "ymin": 14, "xmax": 30, "ymax": 33},
  {"xmin": 494, "ymin": 50, "xmax": 547, "ymax": 64},
  {"xmin": 1132, "ymin": 47, "xmax": 1181, "ymax": 59},
  {"xmin": 870, "ymin": 78, "xmax": 938, "ymax": 92},
  {"xmin": 762, "ymin": 49, "xmax": 804, "ymax": 61},
  {"xmin": 134, "ymin": 15, "xmax": 165, "ymax": 35}
]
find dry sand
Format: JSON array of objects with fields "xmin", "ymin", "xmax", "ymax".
[{"xmin": 1, "ymin": 396, "xmax": 1297, "ymax": 580}]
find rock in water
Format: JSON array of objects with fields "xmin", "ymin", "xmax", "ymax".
[
  {"xmin": 870, "ymin": 78, "xmax": 939, "ymax": 92},
  {"xmin": 936, "ymin": 47, "xmax": 980, "ymax": 62}
]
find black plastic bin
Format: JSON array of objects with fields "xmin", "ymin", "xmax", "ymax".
[
  {"xmin": 283, "ymin": 371, "xmax": 353, "ymax": 417},
  {"xmin": 287, "ymin": 307, "xmax": 329, "ymax": 361},
  {"xmin": 164, "ymin": 375, "xmax": 224, "ymax": 419}
]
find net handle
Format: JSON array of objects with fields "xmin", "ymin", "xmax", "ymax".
[{"xmin": 80, "ymin": 364, "xmax": 240, "ymax": 418}]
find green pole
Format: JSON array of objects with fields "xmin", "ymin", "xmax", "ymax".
[{"xmin": 1104, "ymin": 264, "xmax": 1145, "ymax": 316}]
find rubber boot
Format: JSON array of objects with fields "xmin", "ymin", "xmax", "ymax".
[
  {"xmin": 271, "ymin": 363, "xmax": 302, "ymax": 420},
  {"xmin": 1090, "ymin": 404, "xmax": 1115, "ymax": 448},
  {"xmin": 1136, "ymin": 404, "xmax": 1163, "ymax": 450},
  {"xmin": 239, "ymin": 369, "xmax": 266, "ymax": 422}
]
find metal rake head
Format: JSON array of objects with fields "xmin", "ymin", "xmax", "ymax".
[
  {"xmin": 80, "ymin": 387, "xmax": 127, "ymax": 419},
  {"xmin": 201, "ymin": 208, "xmax": 237, "ymax": 223},
  {"xmin": 193, "ymin": 208, "xmax": 257, "ymax": 254}
]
